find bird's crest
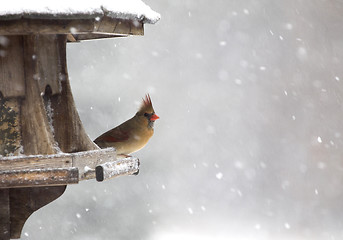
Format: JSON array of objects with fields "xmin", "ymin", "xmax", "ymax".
[
  {"xmin": 139, "ymin": 94, "xmax": 154, "ymax": 113},
  {"xmin": 143, "ymin": 94, "xmax": 152, "ymax": 107}
]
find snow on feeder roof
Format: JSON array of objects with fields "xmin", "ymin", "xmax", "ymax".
[
  {"xmin": 0, "ymin": 0, "xmax": 160, "ymax": 23},
  {"xmin": 0, "ymin": 0, "xmax": 160, "ymax": 39}
]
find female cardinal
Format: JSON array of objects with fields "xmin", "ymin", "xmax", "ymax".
[{"xmin": 94, "ymin": 94, "xmax": 159, "ymax": 155}]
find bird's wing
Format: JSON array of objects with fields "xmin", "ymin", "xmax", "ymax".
[{"xmin": 95, "ymin": 127, "xmax": 129, "ymax": 143}]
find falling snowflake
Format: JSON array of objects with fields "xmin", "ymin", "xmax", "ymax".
[
  {"xmin": 187, "ymin": 208, "xmax": 194, "ymax": 214},
  {"xmin": 216, "ymin": 172, "xmax": 223, "ymax": 180}
]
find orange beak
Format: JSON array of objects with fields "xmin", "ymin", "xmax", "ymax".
[{"xmin": 150, "ymin": 114, "xmax": 160, "ymax": 121}]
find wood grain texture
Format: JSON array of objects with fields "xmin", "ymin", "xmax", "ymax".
[
  {"xmin": 0, "ymin": 189, "xmax": 10, "ymax": 239},
  {"xmin": 72, "ymin": 148, "xmax": 116, "ymax": 180},
  {"xmin": 0, "ymin": 154, "xmax": 72, "ymax": 171},
  {"xmin": 0, "ymin": 148, "xmax": 116, "ymax": 180},
  {"xmin": 35, "ymin": 35, "xmax": 63, "ymax": 96},
  {"xmin": 97, "ymin": 16, "xmax": 118, "ymax": 33},
  {"xmin": 4, "ymin": 35, "xmax": 67, "ymax": 239},
  {"xmin": 72, "ymin": 33, "xmax": 127, "ymax": 41},
  {"xmin": 130, "ymin": 21, "xmax": 144, "ymax": 35},
  {"xmin": 20, "ymin": 35, "xmax": 58, "ymax": 156},
  {"xmin": 114, "ymin": 20, "xmax": 132, "ymax": 35},
  {"xmin": 9, "ymin": 186, "xmax": 66, "ymax": 238},
  {"xmin": 0, "ymin": 18, "xmax": 144, "ymax": 37},
  {"xmin": 0, "ymin": 19, "xmax": 96, "ymax": 35},
  {"xmin": 0, "ymin": 168, "xmax": 78, "ymax": 188},
  {"xmin": 49, "ymin": 36, "xmax": 99, "ymax": 153},
  {"xmin": 0, "ymin": 35, "xmax": 25, "ymax": 98}
]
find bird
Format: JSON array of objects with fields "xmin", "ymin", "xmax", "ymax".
[{"xmin": 94, "ymin": 94, "xmax": 159, "ymax": 156}]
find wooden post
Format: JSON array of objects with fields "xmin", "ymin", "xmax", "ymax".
[
  {"xmin": 0, "ymin": 34, "xmax": 102, "ymax": 238},
  {"xmin": 9, "ymin": 186, "xmax": 66, "ymax": 238},
  {"xmin": 3, "ymin": 35, "xmax": 67, "ymax": 239},
  {"xmin": 48, "ymin": 35, "xmax": 99, "ymax": 153},
  {"xmin": 0, "ymin": 189, "xmax": 10, "ymax": 239},
  {"xmin": 21, "ymin": 35, "xmax": 59, "ymax": 155}
]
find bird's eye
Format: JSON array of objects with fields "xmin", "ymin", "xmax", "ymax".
[{"xmin": 144, "ymin": 113, "xmax": 149, "ymax": 117}]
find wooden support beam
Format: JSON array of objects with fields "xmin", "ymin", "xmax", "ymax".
[
  {"xmin": 0, "ymin": 34, "xmax": 70, "ymax": 238},
  {"xmin": 0, "ymin": 148, "xmax": 142, "ymax": 187},
  {"xmin": 97, "ymin": 15, "xmax": 118, "ymax": 33},
  {"xmin": 0, "ymin": 168, "xmax": 78, "ymax": 188},
  {"xmin": 96, "ymin": 157, "xmax": 139, "ymax": 182},
  {"xmin": 114, "ymin": 20, "xmax": 132, "ymax": 35},
  {"xmin": 21, "ymin": 35, "xmax": 59, "ymax": 156},
  {"xmin": 72, "ymin": 148, "xmax": 117, "ymax": 180},
  {"xmin": 0, "ymin": 36, "xmax": 25, "ymax": 98},
  {"xmin": 47, "ymin": 35, "xmax": 100, "ymax": 153},
  {"xmin": 72, "ymin": 33, "xmax": 127, "ymax": 41},
  {"xmin": 0, "ymin": 18, "xmax": 144, "ymax": 37},
  {"xmin": 34, "ymin": 35, "xmax": 64, "ymax": 96},
  {"xmin": 0, "ymin": 19, "xmax": 96, "ymax": 35},
  {"xmin": 9, "ymin": 186, "xmax": 66, "ymax": 238},
  {"xmin": 0, "ymin": 154, "xmax": 72, "ymax": 171},
  {"xmin": 0, "ymin": 189, "xmax": 10, "ymax": 239},
  {"xmin": 0, "ymin": 148, "xmax": 117, "ymax": 182}
]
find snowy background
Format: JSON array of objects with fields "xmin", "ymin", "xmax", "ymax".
[{"xmin": 23, "ymin": 0, "xmax": 343, "ymax": 239}]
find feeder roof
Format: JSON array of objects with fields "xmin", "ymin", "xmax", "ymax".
[{"xmin": 0, "ymin": 0, "xmax": 160, "ymax": 24}]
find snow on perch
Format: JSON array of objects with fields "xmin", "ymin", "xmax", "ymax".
[
  {"xmin": 96, "ymin": 156, "xmax": 139, "ymax": 182},
  {"xmin": 0, "ymin": 148, "xmax": 140, "ymax": 188},
  {"xmin": 0, "ymin": 0, "xmax": 160, "ymax": 24}
]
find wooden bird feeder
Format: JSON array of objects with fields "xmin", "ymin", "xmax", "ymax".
[{"xmin": 0, "ymin": 1, "xmax": 160, "ymax": 239}]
